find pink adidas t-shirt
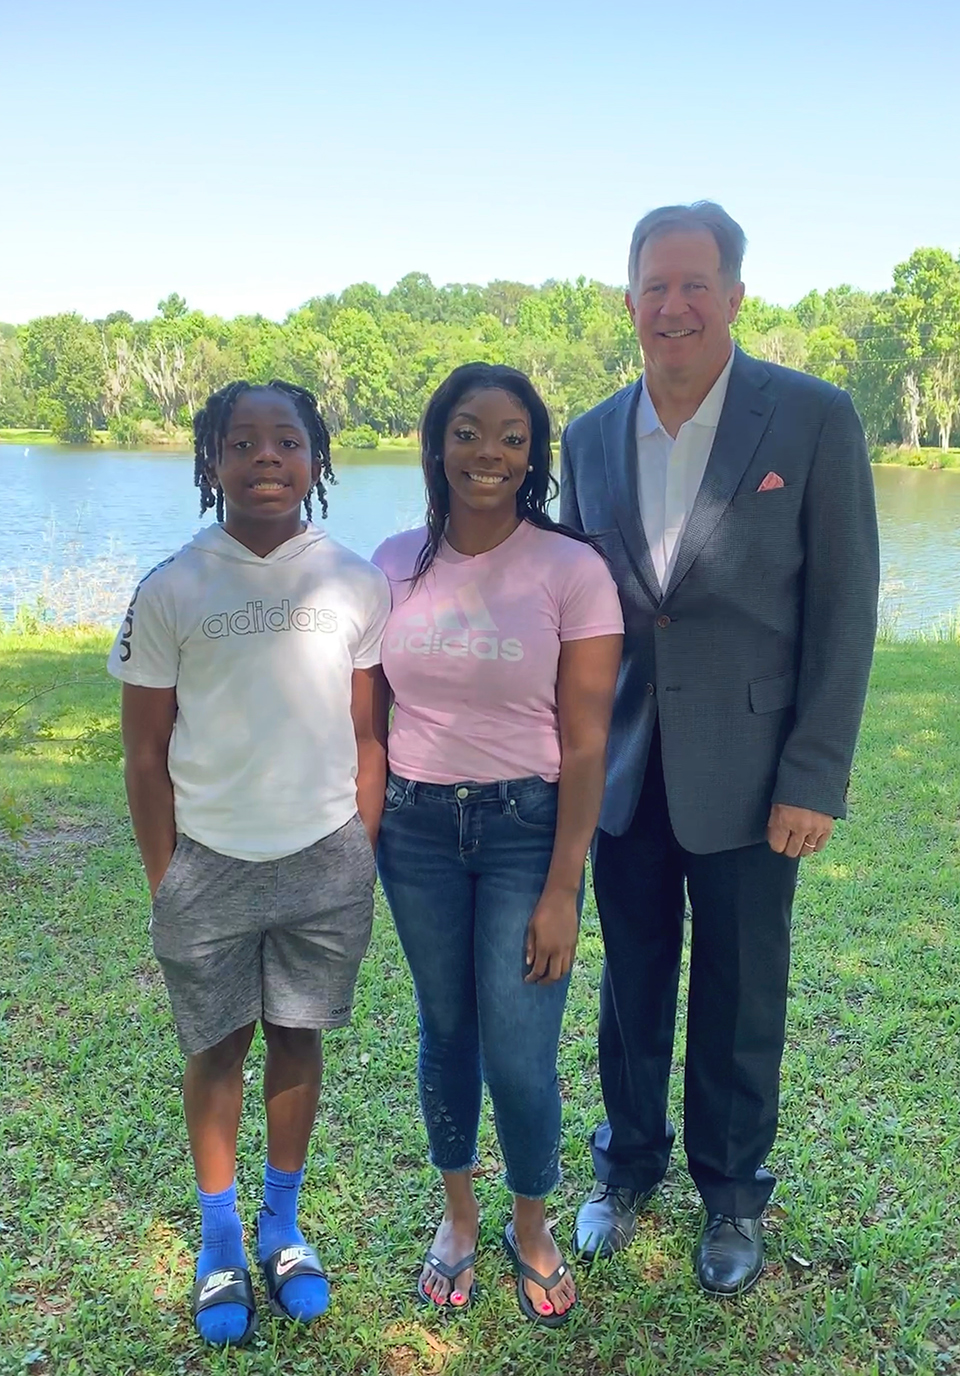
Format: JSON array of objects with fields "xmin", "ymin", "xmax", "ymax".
[{"xmin": 372, "ymin": 521, "xmax": 624, "ymax": 784}]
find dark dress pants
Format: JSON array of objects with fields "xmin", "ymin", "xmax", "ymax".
[{"xmin": 590, "ymin": 724, "xmax": 798, "ymax": 1218}]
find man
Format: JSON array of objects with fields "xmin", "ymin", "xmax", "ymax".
[{"xmin": 560, "ymin": 202, "xmax": 879, "ymax": 1294}]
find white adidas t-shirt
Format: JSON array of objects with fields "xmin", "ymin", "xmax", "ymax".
[{"xmin": 108, "ymin": 523, "xmax": 390, "ymax": 861}]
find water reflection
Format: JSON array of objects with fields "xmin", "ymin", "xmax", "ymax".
[{"xmin": 1, "ymin": 445, "xmax": 958, "ymax": 636}]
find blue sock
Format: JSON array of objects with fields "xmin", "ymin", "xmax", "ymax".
[
  {"xmin": 257, "ymin": 1162, "xmax": 329, "ymax": 1321},
  {"xmin": 194, "ymin": 1182, "xmax": 251, "ymax": 1345}
]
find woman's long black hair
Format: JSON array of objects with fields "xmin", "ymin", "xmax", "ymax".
[{"xmin": 412, "ymin": 362, "xmax": 602, "ymax": 581}]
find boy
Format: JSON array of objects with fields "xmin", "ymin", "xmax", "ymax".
[{"xmin": 109, "ymin": 380, "xmax": 390, "ymax": 1346}]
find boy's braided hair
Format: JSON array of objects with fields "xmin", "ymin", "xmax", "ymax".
[{"xmin": 193, "ymin": 380, "xmax": 335, "ymax": 521}]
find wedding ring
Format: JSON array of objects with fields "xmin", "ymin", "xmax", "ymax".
[{"xmin": 802, "ymin": 841, "xmax": 816, "ymax": 850}]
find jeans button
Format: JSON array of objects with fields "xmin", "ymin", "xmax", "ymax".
[{"xmin": 455, "ymin": 786, "xmax": 469, "ymax": 800}]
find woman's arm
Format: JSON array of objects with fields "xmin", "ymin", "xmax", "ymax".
[
  {"xmin": 352, "ymin": 665, "xmax": 390, "ymax": 851},
  {"xmin": 525, "ymin": 633, "xmax": 622, "ymax": 984},
  {"xmin": 121, "ymin": 683, "xmax": 178, "ymax": 897}
]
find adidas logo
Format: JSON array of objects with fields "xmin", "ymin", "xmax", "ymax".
[
  {"xmin": 388, "ymin": 582, "xmax": 523, "ymax": 661},
  {"xmin": 201, "ymin": 600, "xmax": 338, "ymax": 639}
]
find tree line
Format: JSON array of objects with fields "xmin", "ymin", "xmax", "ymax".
[{"xmin": 1, "ymin": 246, "xmax": 959, "ymax": 449}]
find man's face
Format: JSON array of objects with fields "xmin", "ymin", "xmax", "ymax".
[{"xmin": 625, "ymin": 229, "xmax": 744, "ymax": 386}]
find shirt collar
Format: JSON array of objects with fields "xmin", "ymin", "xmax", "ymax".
[
  {"xmin": 636, "ymin": 378, "xmax": 662, "ymax": 438},
  {"xmin": 638, "ymin": 346, "xmax": 735, "ymax": 436}
]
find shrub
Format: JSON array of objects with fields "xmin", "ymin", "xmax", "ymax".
[
  {"xmin": 106, "ymin": 413, "xmax": 144, "ymax": 445},
  {"xmin": 337, "ymin": 424, "xmax": 380, "ymax": 450},
  {"xmin": 869, "ymin": 443, "xmax": 955, "ymax": 469}
]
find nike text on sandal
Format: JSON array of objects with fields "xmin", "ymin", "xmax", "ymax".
[
  {"xmin": 417, "ymin": 1249, "xmax": 478, "ymax": 1309},
  {"xmin": 260, "ymin": 1243, "xmax": 329, "ymax": 1320},
  {"xmin": 502, "ymin": 1223, "xmax": 575, "ymax": 1328},
  {"xmin": 190, "ymin": 1267, "xmax": 258, "ymax": 1347}
]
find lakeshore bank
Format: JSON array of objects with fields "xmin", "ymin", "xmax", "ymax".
[
  {"xmin": 0, "ymin": 629, "xmax": 957, "ymax": 1375},
  {"xmin": 0, "ymin": 428, "xmax": 421, "ymax": 453},
  {"xmin": 3, "ymin": 430, "xmax": 959, "ymax": 469}
]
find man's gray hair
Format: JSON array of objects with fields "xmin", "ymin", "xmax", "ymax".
[{"xmin": 627, "ymin": 201, "xmax": 747, "ymax": 298}]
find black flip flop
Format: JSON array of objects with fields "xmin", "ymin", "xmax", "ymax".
[
  {"xmin": 259, "ymin": 1242, "xmax": 329, "ymax": 1320},
  {"xmin": 503, "ymin": 1222, "xmax": 575, "ymax": 1328},
  {"xmin": 190, "ymin": 1266, "xmax": 258, "ymax": 1347},
  {"xmin": 417, "ymin": 1248, "xmax": 478, "ymax": 1310}
]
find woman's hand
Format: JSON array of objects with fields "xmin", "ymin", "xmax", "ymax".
[{"xmin": 524, "ymin": 887, "xmax": 579, "ymax": 984}]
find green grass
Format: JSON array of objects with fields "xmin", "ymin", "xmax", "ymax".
[
  {"xmin": 333, "ymin": 436, "xmax": 420, "ymax": 452},
  {"xmin": 1, "ymin": 631, "xmax": 958, "ymax": 1375},
  {"xmin": 0, "ymin": 429, "xmax": 190, "ymax": 449},
  {"xmin": 0, "ymin": 430, "xmax": 58, "ymax": 445},
  {"xmin": 1, "ymin": 429, "xmax": 421, "ymax": 458},
  {"xmin": 870, "ymin": 445, "xmax": 960, "ymax": 471}
]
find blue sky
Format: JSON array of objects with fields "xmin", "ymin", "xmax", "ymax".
[{"xmin": 1, "ymin": 0, "xmax": 957, "ymax": 322}]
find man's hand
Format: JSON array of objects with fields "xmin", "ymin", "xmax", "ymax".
[
  {"xmin": 524, "ymin": 888, "xmax": 579, "ymax": 984},
  {"xmin": 767, "ymin": 804, "xmax": 834, "ymax": 858}
]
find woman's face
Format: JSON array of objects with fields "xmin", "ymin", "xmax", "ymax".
[{"xmin": 441, "ymin": 387, "xmax": 532, "ymax": 517}]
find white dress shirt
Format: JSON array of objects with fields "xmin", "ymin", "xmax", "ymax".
[{"xmin": 636, "ymin": 348, "xmax": 735, "ymax": 591}]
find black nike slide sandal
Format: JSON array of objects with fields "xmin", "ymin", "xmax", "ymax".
[
  {"xmin": 190, "ymin": 1266, "xmax": 258, "ymax": 1347},
  {"xmin": 259, "ymin": 1242, "xmax": 329, "ymax": 1320}
]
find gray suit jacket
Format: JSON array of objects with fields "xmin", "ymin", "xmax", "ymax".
[{"xmin": 560, "ymin": 347, "xmax": 880, "ymax": 852}]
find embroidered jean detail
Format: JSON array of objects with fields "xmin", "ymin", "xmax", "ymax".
[
  {"xmin": 422, "ymin": 1079, "xmax": 476, "ymax": 1171},
  {"xmin": 378, "ymin": 779, "xmax": 571, "ymax": 1198}
]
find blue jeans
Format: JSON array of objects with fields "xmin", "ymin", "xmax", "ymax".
[{"xmin": 377, "ymin": 773, "xmax": 577, "ymax": 1199}]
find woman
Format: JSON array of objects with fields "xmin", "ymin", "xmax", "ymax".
[{"xmin": 373, "ymin": 363, "xmax": 622, "ymax": 1325}]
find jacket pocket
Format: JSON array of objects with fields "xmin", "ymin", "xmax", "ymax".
[
  {"xmin": 732, "ymin": 482, "xmax": 803, "ymax": 508},
  {"xmin": 748, "ymin": 671, "xmax": 796, "ymax": 714}
]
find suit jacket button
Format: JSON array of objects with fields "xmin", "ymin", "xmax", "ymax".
[
  {"xmin": 656, "ymin": 615, "xmax": 671, "ymax": 628},
  {"xmin": 646, "ymin": 682, "xmax": 656, "ymax": 695}
]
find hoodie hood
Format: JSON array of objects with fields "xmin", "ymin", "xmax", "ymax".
[{"xmin": 190, "ymin": 522, "xmax": 328, "ymax": 565}]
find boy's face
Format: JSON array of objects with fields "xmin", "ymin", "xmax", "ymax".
[{"xmin": 209, "ymin": 388, "xmax": 320, "ymax": 525}]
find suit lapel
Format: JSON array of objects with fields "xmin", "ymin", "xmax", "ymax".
[
  {"xmin": 600, "ymin": 382, "xmax": 661, "ymax": 607},
  {"xmin": 663, "ymin": 350, "xmax": 775, "ymax": 599}
]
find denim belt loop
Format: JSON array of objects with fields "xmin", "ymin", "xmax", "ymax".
[
  {"xmin": 498, "ymin": 779, "xmax": 511, "ymax": 815},
  {"xmin": 403, "ymin": 776, "xmax": 417, "ymax": 803}
]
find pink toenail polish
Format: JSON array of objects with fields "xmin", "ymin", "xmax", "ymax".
[
  {"xmin": 451, "ymin": 1292, "xmax": 463, "ymax": 1304},
  {"xmin": 541, "ymin": 1302, "xmax": 553, "ymax": 1313}
]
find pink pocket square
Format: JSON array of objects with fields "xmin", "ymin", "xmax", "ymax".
[{"xmin": 757, "ymin": 471, "xmax": 785, "ymax": 491}]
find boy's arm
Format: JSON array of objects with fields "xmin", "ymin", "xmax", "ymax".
[
  {"xmin": 351, "ymin": 665, "xmax": 389, "ymax": 851},
  {"xmin": 121, "ymin": 683, "xmax": 178, "ymax": 896}
]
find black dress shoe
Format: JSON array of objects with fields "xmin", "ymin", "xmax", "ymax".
[
  {"xmin": 573, "ymin": 1183, "xmax": 647, "ymax": 1261},
  {"xmin": 695, "ymin": 1214, "xmax": 764, "ymax": 1295}
]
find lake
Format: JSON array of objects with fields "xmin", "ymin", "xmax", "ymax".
[{"xmin": 1, "ymin": 445, "xmax": 959, "ymax": 636}]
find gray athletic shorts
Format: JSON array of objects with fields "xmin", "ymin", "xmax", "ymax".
[{"xmin": 150, "ymin": 814, "xmax": 375, "ymax": 1056}]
